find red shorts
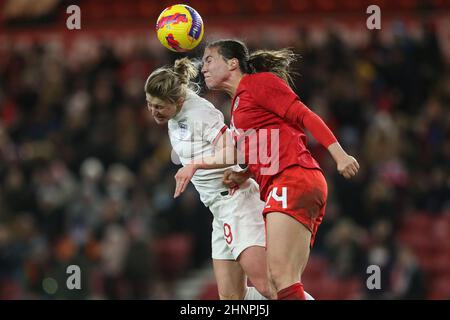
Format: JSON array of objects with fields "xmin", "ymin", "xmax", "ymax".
[{"xmin": 262, "ymin": 165, "xmax": 328, "ymax": 247}]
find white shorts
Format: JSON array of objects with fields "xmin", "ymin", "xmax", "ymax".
[{"xmin": 209, "ymin": 179, "xmax": 266, "ymax": 260}]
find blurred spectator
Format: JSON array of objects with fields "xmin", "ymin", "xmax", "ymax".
[
  {"xmin": 363, "ymin": 219, "xmax": 397, "ymax": 299},
  {"xmin": 390, "ymin": 246, "xmax": 427, "ymax": 300},
  {"xmin": 99, "ymin": 223, "xmax": 129, "ymax": 299},
  {"xmin": 325, "ymin": 219, "xmax": 367, "ymax": 279},
  {"xmin": 123, "ymin": 217, "xmax": 154, "ymax": 299},
  {"xmin": 3, "ymin": 0, "xmax": 60, "ymax": 22}
]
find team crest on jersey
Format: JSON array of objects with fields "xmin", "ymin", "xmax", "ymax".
[
  {"xmin": 178, "ymin": 122, "xmax": 190, "ymax": 139},
  {"xmin": 233, "ymin": 97, "xmax": 240, "ymax": 111}
]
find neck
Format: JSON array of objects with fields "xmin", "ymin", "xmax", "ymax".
[
  {"xmin": 222, "ymin": 72, "xmax": 245, "ymax": 98},
  {"xmin": 175, "ymin": 96, "xmax": 185, "ymax": 115}
]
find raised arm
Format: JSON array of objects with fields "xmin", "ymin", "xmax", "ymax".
[
  {"xmin": 249, "ymin": 72, "xmax": 359, "ymax": 179},
  {"xmin": 174, "ymin": 129, "xmax": 240, "ymax": 198},
  {"xmin": 284, "ymin": 101, "xmax": 359, "ymax": 178}
]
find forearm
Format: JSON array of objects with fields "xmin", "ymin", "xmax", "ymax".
[
  {"xmin": 327, "ymin": 142, "xmax": 349, "ymax": 164},
  {"xmin": 223, "ymin": 165, "xmax": 253, "ymax": 187},
  {"xmin": 285, "ymin": 101, "xmax": 337, "ymax": 148},
  {"xmin": 192, "ymin": 146, "xmax": 238, "ymax": 170},
  {"xmin": 283, "ymin": 101, "xmax": 359, "ymax": 178}
]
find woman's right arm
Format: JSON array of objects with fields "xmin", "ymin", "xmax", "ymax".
[
  {"xmin": 174, "ymin": 130, "xmax": 242, "ymax": 198},
  {"xmin": 195, "ymin": 129, "xmax": 240, "ymax": 169}
]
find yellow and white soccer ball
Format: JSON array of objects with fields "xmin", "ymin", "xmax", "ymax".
[{"xmin": 155, "ymin": 4, "xmax": 204, "ymax": 52}]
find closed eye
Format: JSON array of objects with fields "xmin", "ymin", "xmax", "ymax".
[
  {"xmin": 147, "ymin": 103, "xmax": 164, "ymax": 110},
  {"xmin": 203, "ymin": 55, "xmax": 212, "ymax": 64}
]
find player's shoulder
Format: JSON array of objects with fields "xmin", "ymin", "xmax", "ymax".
[
  {"xmin": 184, "ymin": 90, "xmax": 223, "ymax": 119},
  {"xmin": 238, "ymin": 72, "xmax": 290, "ymax": 101},
  {"xmin": 184, "ymin": 90, "xmax": 212, "ymax": 111},
  {"xmin": 241, "ymin": 72, "xmax": 287, "ymax": 94}
]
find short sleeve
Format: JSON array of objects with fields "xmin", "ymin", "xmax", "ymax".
[{"xmin": 247, "ymin": 72, "xmax": 299, "ymax": 118}]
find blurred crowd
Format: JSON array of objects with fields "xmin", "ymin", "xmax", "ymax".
[{"xmin": 0, "ymin": 20, "xmax": 449, "ymax": 299}]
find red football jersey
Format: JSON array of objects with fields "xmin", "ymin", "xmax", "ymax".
[{"xmin": 230, "ymin": 72, "xmax": 323, "ymax": 200}]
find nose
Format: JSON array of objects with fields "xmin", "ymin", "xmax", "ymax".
[{"xmin": 201, "ymin": 63, "xmax": 207, "ymax": 74}]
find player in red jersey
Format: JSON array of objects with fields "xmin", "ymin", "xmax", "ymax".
[{"xmin": 191, "ymin": 39, "xmax": 359, "ymax": 300}]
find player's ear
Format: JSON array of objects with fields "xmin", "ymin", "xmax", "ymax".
[
  {"xmin": 176, "ymin": 96, "xmax": 185, "ymax": 109},
  {"xmin": 228, "ymin": 58, "xmax": 239, "ymax": 71}
]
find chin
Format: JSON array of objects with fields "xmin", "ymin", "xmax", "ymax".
[
  {"xmin": 154, "ymin": 118, "xmax": 168, "ymax": 125},
  {"xmin": 205, "ymin": 79, "xmax": 216, "ymax": 90}
]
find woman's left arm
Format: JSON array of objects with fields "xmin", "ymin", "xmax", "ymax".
[{"xmin": 284, "ymin": 101, "xmax": 360, "ymax": 179}]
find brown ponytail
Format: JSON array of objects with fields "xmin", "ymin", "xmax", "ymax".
[{"xmin": 248, "ymin": 48, "xmax": 298, "ymax": 86}]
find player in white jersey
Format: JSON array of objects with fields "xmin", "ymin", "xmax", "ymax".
[{"xmin": 144, "ymin": 58, "xmax": 276, "ymax": 300}]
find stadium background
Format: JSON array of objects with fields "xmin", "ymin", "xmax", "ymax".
[{"xmin": 0, "ymin": 0, "xmax": 449, "ymax": 300}]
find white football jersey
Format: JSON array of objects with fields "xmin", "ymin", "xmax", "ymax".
[{"xmin": 168, "ymin": 89, "xmax": 240, "ymax": 206}]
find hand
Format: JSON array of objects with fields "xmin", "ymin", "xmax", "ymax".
[
  {"xmin": 223, "ymin": 169, "xmax": 250, "ymax": 188},
  {"xmin": 336, "ymin": 154, "xmax": 360, "ymax": 179},
  {"xmin": 174, "ymin": 164, "xmax": 197, "ymax": 198}
]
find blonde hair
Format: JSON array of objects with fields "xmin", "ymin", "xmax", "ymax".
[{"xmin": 144, "ymin": 57, "xmax": 199, "ymax": 103}]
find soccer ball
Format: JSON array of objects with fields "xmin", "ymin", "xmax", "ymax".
[{"xmin": 155, "ymin": 4, "xmax": 204, "ymax": 52}]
